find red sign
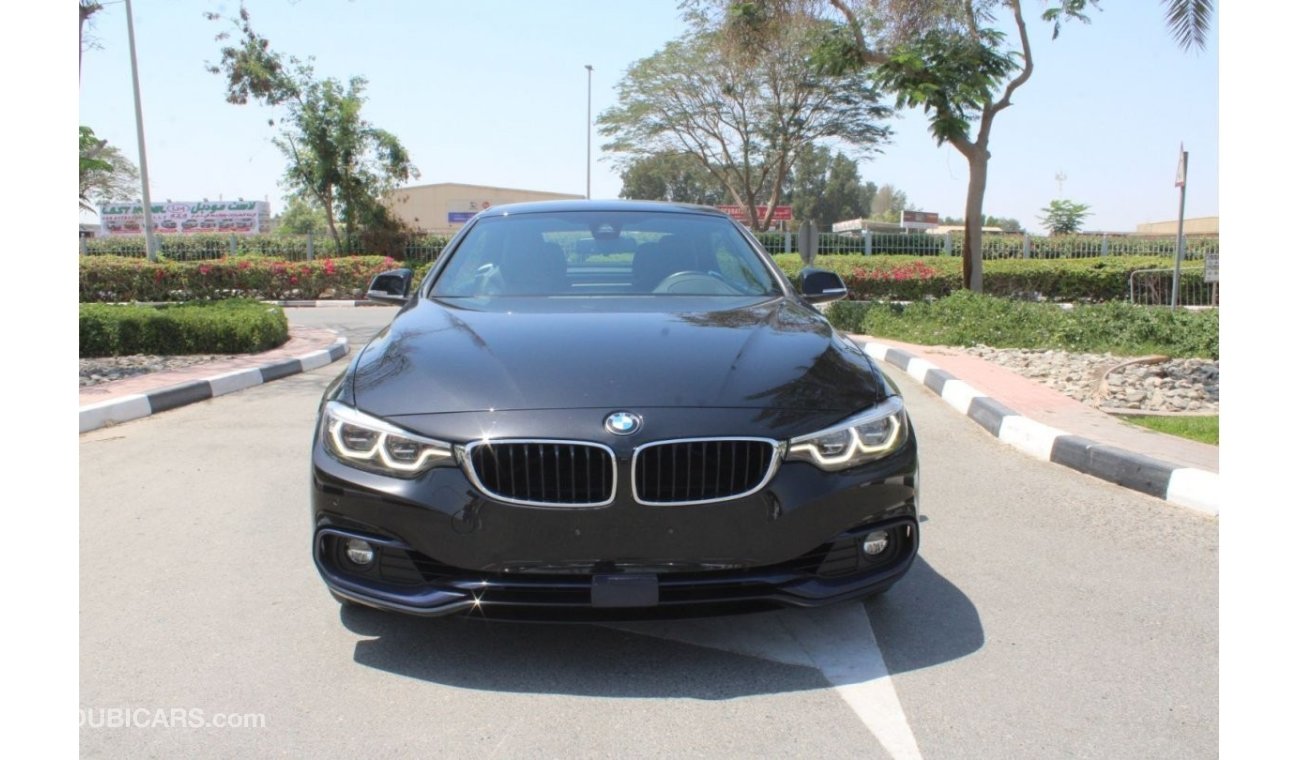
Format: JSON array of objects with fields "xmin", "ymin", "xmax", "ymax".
[
  {"xmin": 902, "ymin": 210, "xmax": 940, "ymax": 225},
  {"xmin": 716, "ymin": 205, "xmax": 793, "ymax": 223}
]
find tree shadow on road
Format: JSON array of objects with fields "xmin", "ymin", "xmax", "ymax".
[{"xmin": 342, "ymin": 556, "xmax": 983, "ymax": 700}]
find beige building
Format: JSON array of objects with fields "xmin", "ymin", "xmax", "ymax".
[
  {"xmin": 1136, "ymin": 216, "xmax": 1218, "ymax": 236},
  {"xmin": 384, "ymin": 182, "xmax": 583, "ymax": 233}
]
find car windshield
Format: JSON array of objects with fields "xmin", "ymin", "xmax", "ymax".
[{"xmin": 431, "ymin": 210, "xmax": 781, "ymax": 298}]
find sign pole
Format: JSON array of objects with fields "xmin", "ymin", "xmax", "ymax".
[
  {"xmin": 1172, "ymin": 146, "xmax": 1188, "ymax": 308},
  {"xmin": 124, "ymin": 0, "xmax": 158, "ymax": 263}
]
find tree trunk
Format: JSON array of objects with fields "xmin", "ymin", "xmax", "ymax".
[
  {"xmin": 962, "ymin": 150, "xmax": 989, "ymax": 293},
  {"xmin": 322, "ymin": 196, "xmax": 342, "ymax": 253}
]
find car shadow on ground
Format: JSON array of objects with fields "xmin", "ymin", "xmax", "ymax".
[{"xmin": 342, "ymin": 556, "xmax": 982, "ymax": 700}]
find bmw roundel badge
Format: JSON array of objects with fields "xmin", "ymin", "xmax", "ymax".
[{"xmin": 604, "ymin": 411, "xmax": 643, "ymax": 436}]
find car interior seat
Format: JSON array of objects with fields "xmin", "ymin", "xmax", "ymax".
[
  {"xmin": 632, "ymin": 236, "xmax": 710, "ymax": 293},
  {"xmin": 498, "ymin": 239, "xmax": 568, "ymax": 295}
]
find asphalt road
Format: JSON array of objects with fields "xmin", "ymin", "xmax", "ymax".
[{"xmin": 79, "ymin": 308, "xmax": 1217, "ymax": 758}]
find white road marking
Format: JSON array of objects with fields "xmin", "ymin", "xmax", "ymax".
[
  {"xmin": 79, "ymin": 394, "xmax": 151, "ymax": 433},
  {"xmin": 997, "ymin": 415, "xmax": 1064, "ymax": 461},
  {"xmin": 938, "ymin": 380, "xmax": 985, "ymax": 416},
  {"xmin": 863, "ymin": 342, "xmax": 890, "ymax": 361},
  {"xmin": 207, "ymin": 368, "xmax": 264, "ymax": 397},
  {"xmin": 905, "ymin": 359, "xmax": 937, "ymax": 385},
  {"xmin": 605, "ymin": 604, "xmax": 923, "ymax": 760},
  {"xmin": 1165, "ymin": 468, "xmax": 1220, "ymax": 516},
  {"xmin": 298, "ymin": 349, "xmax": 333, "ymax": 371}
]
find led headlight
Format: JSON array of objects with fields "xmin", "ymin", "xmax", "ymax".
[
  {"xmin": 321, "ymin": 401, "xmax": 455, "ymax": 477},
  {"xmin": 785, "ymin": 396, "xmax": 907, "ymax": 471}
]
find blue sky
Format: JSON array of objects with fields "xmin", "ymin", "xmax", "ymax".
[{"xmin": 78, "ymin": 0, "xmax": 1218, "ymax": 234}]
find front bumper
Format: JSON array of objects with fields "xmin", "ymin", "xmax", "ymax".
[{"xmin": 312, "ymin": 430, "xmax": 918, "ymax": 621}]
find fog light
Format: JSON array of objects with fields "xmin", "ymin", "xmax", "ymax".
[
  {"xmin": 344, "ymin": 539, "xmax": 375, "ymax": 566},
  {"xmin": 862, "ymin": 531, "xmax": 889, "ymax": 556}
]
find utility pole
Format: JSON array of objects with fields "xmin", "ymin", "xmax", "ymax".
[
  {"xmin": 1172, "ymin": 145, "xmax": 1189, "ymax": 308},
  {"xmin": 124, "ymin": 0, "xmax": 159, "ymax": 262},
  {"xmin": 585, "ymin": 65, "xmax": 593, "ymax": 200}
]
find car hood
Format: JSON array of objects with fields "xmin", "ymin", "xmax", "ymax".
[{"xmin": 350, "ymin": 296, "xmax": 886, "ymax": 418}]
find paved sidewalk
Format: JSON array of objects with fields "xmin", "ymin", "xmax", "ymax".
[
  {"xmin": 79, "ymin": 326, "xmax": 348, "ymax": 433},
  {"xmin": 857, "ymin": 335, "xmax": 1218, "ymax": 515}
]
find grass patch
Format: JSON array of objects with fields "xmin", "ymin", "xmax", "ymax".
[
  {"xmin": 80, "ymin": 299, "xmax": 289, "ymax": 357},
  {"xmin": 826, "ymin": 291, "xmax": 1217, "ymax": 359},
  {"xmin": 1124, "ymin": 415, "xmax": 1218, "ymax": 445}
]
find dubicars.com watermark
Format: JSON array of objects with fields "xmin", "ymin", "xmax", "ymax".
[{"xmin": 80, "ymin": 707, "xmax": 267, "ymax": 730}]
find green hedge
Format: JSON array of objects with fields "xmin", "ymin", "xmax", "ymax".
[
  {"xmin": 826, "ymin": 291, "xmax": 1218, "ymax": 359},
  {"xmin": 80, "ymin": 300, "xmax": 290, "ymax": 357},
  {"xmin": 80, "ymin": 255, "xmax": 400, "ymax": 302},
  {"xmin": 84, "ymin": 233, "xmax": 451, "ymax": 262},
  {"xmin": 772, "ymin": 254, "xmax": 1204, "ymax": 302},
  {"xmin": 81, "ymin": 252, "xmax": 1203, "ymax": 304}
]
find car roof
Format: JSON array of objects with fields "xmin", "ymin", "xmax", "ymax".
[{"xmin": 475, "ymin": 199, "xmax": 730, "ymax": 218}]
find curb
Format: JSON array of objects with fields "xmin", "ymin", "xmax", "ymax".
[
  {"xmin": 860, "ymin": 340, "xmax": 1219, "ymax": 517},
  {"xmin": 79, "ymin": 335, "xmax": 350, "ymax": 434},
  {"xmin": 263, "ymin": 300, "xmax": 389, "ymax": 308}
]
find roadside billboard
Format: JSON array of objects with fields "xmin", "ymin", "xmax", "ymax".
[
  {"xmin": 901, "ymin": 210, "xmax": 940, "ymax": 228},
  {"xmin": 99, "ymin": 200, "xmax": 270, "ymax": 235},
  {"xmin": 716, "ymin": 205, "xmax": 793, "ymax": 224}
]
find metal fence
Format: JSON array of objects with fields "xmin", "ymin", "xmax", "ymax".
[
  {"xmin": 1128, "ymin": 269, "xmax": 1219, "ymax": 308},
  {"xmin": 757, "ymin": 231, "xmax": 1217, "ymax": 261}
]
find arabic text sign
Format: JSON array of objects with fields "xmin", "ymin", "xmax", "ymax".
[{"xmin": 99, "ymin": 201, "xmax": 269, "ymax": 235}]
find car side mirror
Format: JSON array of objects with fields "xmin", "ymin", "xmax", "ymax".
[
  {"xmin": 799, "ymin": 268, "xmax": 847, "ymax": 304},
  {"xmin": 367, "ymin": 268, "xmax": 414, "ymax": 305}
]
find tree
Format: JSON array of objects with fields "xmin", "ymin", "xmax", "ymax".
[
  {"xmin": 274, "ymin": 197, "xmax": 329, "ymax": 235},
  {"xmin": 206, "ymin": 5, "xmax": 418, "ymax": 252},
  {"xmin": 989, "ymin": 215, "xmax": 1022, "ymax": 233},
  {"xmin": 80, "ymin": 1, "xmax": 103, "ymax": 76},
  {"xmin": 80, "ymin": 126, "xmax": 140, "ymax": 207},
  {"xmin": 717, "ymin": 0, "xmax": 1211, "ymax": 288},
  {"xmin": 834, "ymin": 1, "xmax": 1082, "ymax": 292},
  {"xmin": 618, "ymin": 153, "xmax": 731, "ymax": 205},
  {"xmin": 1038, "ymin": 199, "xmax": 1090, "ymax": 235},
  {"xmin": 784, "ymin": 146, "xmax": 874, "ymax": 228},
  {"xmin": 942, "ymin": 214, "xmax": 1023, "ymax": 232},
  {"xmin": 823, "ymin": 153, "xmax": 869, "ymax": 225},
  {"xmin": 869, "ymin": 183, "xmax": 908, "ymax": 221},
  {"xmin": 598, "ymin": 14, "xmax": 891, "ymax": 231},
  {"xmin": 1162, "ymin": 0, "xmax": 1214, "ymax": 51},
  {"xmin": 787, "ymin": 145, "xmax": 832, "ymax": 226},
  {"xmin": 857, "ymin": 180, "xmax": 878, "ymax": 219}
]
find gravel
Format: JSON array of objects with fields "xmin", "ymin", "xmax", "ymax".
[
  {"xmin": 80, "ymin": 354, "xmax": 240, "ymax": 387},
  {"xmin": 955, "ymin": 346, "xmax": 1218, "ymax": 414}
]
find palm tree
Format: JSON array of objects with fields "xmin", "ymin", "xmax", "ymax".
[{"xmin": 1162, "ymin": 0, "xmax": 1214, "ymax": 51}]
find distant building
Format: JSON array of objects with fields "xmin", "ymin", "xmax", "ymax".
[
  {"xmin": 831, "ymin": 218, "xmax": 906, "ymax": 234},
  {"xmin": 1135, "ymin": 216, "xmax": 1218, "ymax": 236},
  {"xmin": 384, "ymin": 182, "xmax": 583, "ymax": 233},
  {"xmin": 924, "ymin": 224, "xmax": 1006, "ymax": 236}
]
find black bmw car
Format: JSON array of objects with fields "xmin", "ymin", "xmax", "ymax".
[{"xmin": 312, "ymin": 200, "xmax": 918, "ymax": 620}]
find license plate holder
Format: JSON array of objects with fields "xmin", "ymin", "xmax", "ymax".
[{"xmin": 591, "ymin": 573, "xmax": 659, "ymax": 608}]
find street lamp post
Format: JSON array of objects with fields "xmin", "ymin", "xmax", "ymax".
[
  {"xmin": 124, "ymin": 0, "xmax": 158, "ymax": 262},
  {"xmin": 585, "ymin": 64, "xmax": 593, "ymax": 200}
]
